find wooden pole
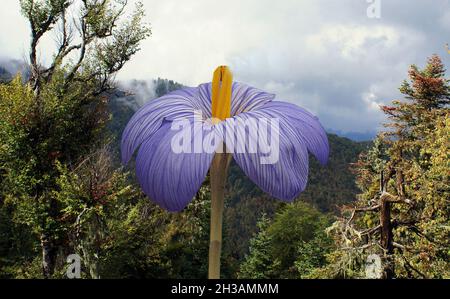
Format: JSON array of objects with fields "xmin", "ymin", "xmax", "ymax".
[{"xmin": 208, "ymin": 150, "xmax": 231, "ymax": 279}]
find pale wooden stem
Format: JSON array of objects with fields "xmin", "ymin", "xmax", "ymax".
[{"xmin": 208, "ymin": 151, "xmax": 231, "ymax": 279}]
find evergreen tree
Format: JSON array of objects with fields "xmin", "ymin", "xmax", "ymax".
[
  {"xmin": 238, "ymin": 203, "xmax": 333, "ymax": 279},
  {"xmin": 324, "ymin": 55, "xmax": 449, "ymax": 279},
  {"xmin": 238, "ymin": 214, "xmax": 281, "ymax": 279}
]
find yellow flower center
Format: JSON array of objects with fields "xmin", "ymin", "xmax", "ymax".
[{"xmin": 211, "ymin": 66, "xmax": 233, "ymax": 124}]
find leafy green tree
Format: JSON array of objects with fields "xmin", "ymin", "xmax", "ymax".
[
  {"xmin": 238, "ymin": 202, "xmax": 333, "ymax": 279},
  {"xmin": 238, "ymin": 214, "xmax": 281, "ymax": 279},
  {"xmin": 51, "ymin": 147, "xmax": 134, "ymax": 278},
  {"xmin": 295, "ymin": 227, "xmax": 333, "ymax": 278},
  {"xmin": 399, "ymin": 114, "xmax": 449, "ymax": 278},
  {"xmin": 96, "ymin": 183, "xmax": 212, "ymax": 279},
  {"xmin": 0, "ymin": 0, "xmax": 150, "ymax": 277},
  {"xmin": 268, "ymin": 202, "xmax": 332, "ymax": 278}
]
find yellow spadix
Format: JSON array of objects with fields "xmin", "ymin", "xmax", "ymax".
[{"xmin": 211, "ymin": 66, "xmax": 233, "ymax": 122}]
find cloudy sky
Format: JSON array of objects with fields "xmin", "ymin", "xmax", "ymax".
[{"xmin": 1, "ymin": 0, "xmax": 449, "ymax": 134}]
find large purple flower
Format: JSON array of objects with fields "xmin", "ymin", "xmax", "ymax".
[{"xmin": 121, "ymin": 82, "xmax": 329, "ymax": 212}]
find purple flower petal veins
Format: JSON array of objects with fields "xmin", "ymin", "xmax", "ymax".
[
  {"xmin": 215, "ymin": 109, "xmax": 311, "ymax": 201},
  {"xmin": 121, "ymin": 88, "xmax": 198, "ymax": 164},
  {"xmin": 252, "ymin": 101, "xmax": 329, "ymax": 165},
  {"xmin": 135, "ymin": 119, "xmax": 220, "ymax": 212},
  {"xmin": 121, "ymin": 82, "xmax": 329, "ymax": 211}
]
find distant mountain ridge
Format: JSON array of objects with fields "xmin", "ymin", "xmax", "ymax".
[
  {"xmin": 326, "ymin": 128, "xmax": 376, "ymax": 142},
  {"xmin": 0, "ymin": 66, "xmax": 10, "ymax": 82},
  {"xmin": 0, "ymin": 59, "xmax": 29, "ymax": 83}
]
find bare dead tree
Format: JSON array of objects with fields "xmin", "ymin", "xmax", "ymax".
[{"xmin": 340, "ymin": 169, "xmax": 414, "ymax": 279}]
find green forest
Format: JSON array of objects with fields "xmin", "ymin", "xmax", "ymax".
[{"xmin": 0, "ymin": 0, "xmax": 448, "ymax": 279}]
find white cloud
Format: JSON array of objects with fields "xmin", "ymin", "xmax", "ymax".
[
  {"xmin": 439, "ymin": 9, "xmax": 450, "ymax": 30},
  {"xmin": 1, "ymin": 0, "xmax": 449, "ymax": 133}
]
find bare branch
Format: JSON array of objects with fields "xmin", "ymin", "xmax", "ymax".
[
  {"xmin": 342, "ymin": 242, "xmax": 380, "ymax": 251},
  {"xmin": 380, "ymin": 191, "xmax": 413, "ymax": 205},
  {"xmin": 401, "ymin": 255, "xmax": 427, "ymax": 279},
  {"xmin": 347, "ymin": 203, "xmax": 380, "ymax": 224},
  {"xmin": 361, "ymin": 224, "xmax": 381, "ymax": 236},
  {"xmin": 354, "ymin": 204, "xmax": 381, "ymax": 212}
]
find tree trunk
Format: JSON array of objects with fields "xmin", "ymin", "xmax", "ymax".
[
  {"xmin": 380, "ymin": 199, "xmax": 394, "ymax": 279},
  {"xmin": 41, "ymin": 233, "xmax": 57, "ymax": 278},
  {"xmin": 80, "ymin": 240, "xmax": 100, "ymax": 279},
  {"xmin": 208, "ymin": 151, "xmax": 231, "ymax": 279}
]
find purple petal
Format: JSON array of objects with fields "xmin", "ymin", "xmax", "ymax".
[
  {"xmin": 121, "ymin": 87, "xmax": 198, "ymax": 164},
  {"xmin": 196, "ymin": 82, "xmax": 275, "ymax": 117},
  {"xmin": 135, "ymin": 119, "xmax": 219, "ymax": 212},
  {"xmin": 215, "ymin": 111, "xmax": 310, "ymax": 201},
  {"xmin": 257, "ymin": 101, "xmax": 329, "ymax": 165}
]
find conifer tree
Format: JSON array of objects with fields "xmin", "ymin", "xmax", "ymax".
[{"xmin": 326, "ymin": 55, "xmax": 449, "ymax": 279}]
